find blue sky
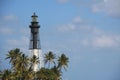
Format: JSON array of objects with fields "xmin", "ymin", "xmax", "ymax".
[{"xmin": 0, "ymin": 0, "xmax": 120, "ymax": 80}]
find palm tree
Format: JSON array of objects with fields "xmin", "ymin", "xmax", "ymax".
[
  {"xmin": 51, "ymin": 66, "xmax": 61, "ymax": 80},
  {"xmin": 23, "ymin": 68, "xmax": 34, "ymax": 80},
  {"xmin": 15, "ymin": 54, "xmax": 29, "ymax": 80},
  {"xmin": 6, "ymin": 48, "xmax": 22, "ymax": 70},
  {"xmin": 0, "ymin": 70, "xmax": 2, "ymax": 80},
  {"xmin": 16, "ymin": 54, "xmax": 29, "ymax": 70},
  {"xmin": 30, "ymin": 55, "xmax": 39, "ymax": 79},
  {"xmin": 44, "ymin": 51, "xmax": 56, "ymax": 68},
  {"xmin": 30, "ymin": 55, "xmax": 39, "ymax": 70},
  {"xmin": 36, "ymin": 68, "xmax": 57, "ymax": 80},
  {"xmin": 1, "ymin": 69, "xmax": 12, "ymax": 80},
  {"xmin": 4, "ymin": 48, "xmax": 69, "ymax": 80},
  {"xmin": 57, "ymin": 54, "xmax": 69, "ymax": 71},
  {"xmin": 6, "ymin": 48, "xmax": 30, "ymax": 80}
]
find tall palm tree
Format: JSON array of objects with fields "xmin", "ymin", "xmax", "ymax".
[
  {"xmin": 51, "ymin": 66, "xmax": 61, "ymax": 80},
  {"xmin": 57, "ymin": 54, "xmax": 69, "ymax": 71},
  {"xmin": 44, "ymin": 51, "xmax": 56, "ymax": 68},
  {"xmin": 23, "ymin": 68, "xmax": 34, "ymax": 80},
  {"xmin": 6, "ymin": 48, "xmax": 22, "ymax": 70},
  {"xmin": 15, "ymin": 54, "xmax": 29, "ymax": 80},
  {"xmin": 30, "ymin": 55, "xmax": 39, "ymax": 69},
  {"xmin": 30, "ymin": 55, "xmax": 39, "ymax": 80},
  {"xmin": 0, "ymin": 70, "xmax": 2, "ymax": 79},
  {"xmin": 4, "ymin": 48, "xmax": 69, "ymax": 80},
  {"xmin": 1, "ymin": 69, "xmax": 12, "ymax": 80},
  {"xmin": 16, "ymin": 54, "xmax": 29, "ymax": 71},
  {"xmin": 6, "ymin": 48, "xmax": 30, "ymax": 80},
  {"xmin": 36, "ymin": 68, "xmax": 57, "ymax": 80}
]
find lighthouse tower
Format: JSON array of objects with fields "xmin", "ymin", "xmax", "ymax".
[{"xmin": 29, "ymin": 13, "xmax": 44, "ymax": 71}]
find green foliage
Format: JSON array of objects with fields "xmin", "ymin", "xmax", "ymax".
[
  {"xmin": 57, "ymin": 54, "xmax": 69, "ymax": 71},
  {"xmin": 44, "ymin": 51, "xmax": 56, "ymax": 68},
  {"xmin": 0, "ymin": 48, "xmax": 69, "ymax": 80},
  {"xmin": 36, "ymin": 68, "xmax": 57, "ymax": 80}
]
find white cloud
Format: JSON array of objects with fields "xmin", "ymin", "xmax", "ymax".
[
  {"xmin": 0, "ymin": 27, "xmax": 14, "ymax": 35},
  {"xmin": 73, "ymin": 16, "xmax": 82, "ymax": 23},
  {"xmin": 57, "ymin": 16, "xmax": 120, "ymax": 48},
  {"xmin": 57, "ymin": 16, "xmax": 102, "ymax": 34},
  {"xmin": 58, "ymin": 23, "xmax": 76, "ymax": 32},
  {"xmin": 3, "ymin": 14, "xmax": 18, "ymax": 22},
  {"xmin": 0, "ymin": 14, "xmax": 19, "ymax": 35},
  {"xmin": 92, "ymin": 0, "xmax": 120, "ymax": 17},
  {"xmin": 57, "ymin": 16, "xmax": 84, "ymax": 32},
  {"xmin": 58, "ymin": 0, "xmax": 68, "ymax": 3},
  {"xmin": 82, "ymin": 35, "xmax": 120, "ymax": 48},
  {"xmin": 81, "ymin": 39, "xmax": 89, "ymax": 46},
  {"xmin": 6, "ymin": 36, "xmax": 29, "ymax": 46},
  {"xmin": 6, "ymin": 36, "xmax": 29, "ymax": 52},
  {"xmin": 92, "ymin": 35, "xmax": 120, "ymax": 47},
  {"xmin": 0, "ymin": 14, "xmax": 18, "ymax": 25},
  {"xmin": 92, "ymin": 2, "xmax": 105, "ymax": 13}
]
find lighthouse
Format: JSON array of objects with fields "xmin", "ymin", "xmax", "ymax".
[{"xmin": 29, "ymin": 13, "xmax": 44, "ymax": 71}]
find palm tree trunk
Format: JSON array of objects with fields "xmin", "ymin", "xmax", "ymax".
[{"xmin": 49, "ymin": 62, "xmax": 50, "ymax": 69}]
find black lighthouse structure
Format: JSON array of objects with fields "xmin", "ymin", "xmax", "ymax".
[
  {"xmin": 29, "ymin": 13, "xmax": 40, "ymax": 49},
  {"xmin": 29, "ymin": 13, "xmax": 44, "ymax": 71}
]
